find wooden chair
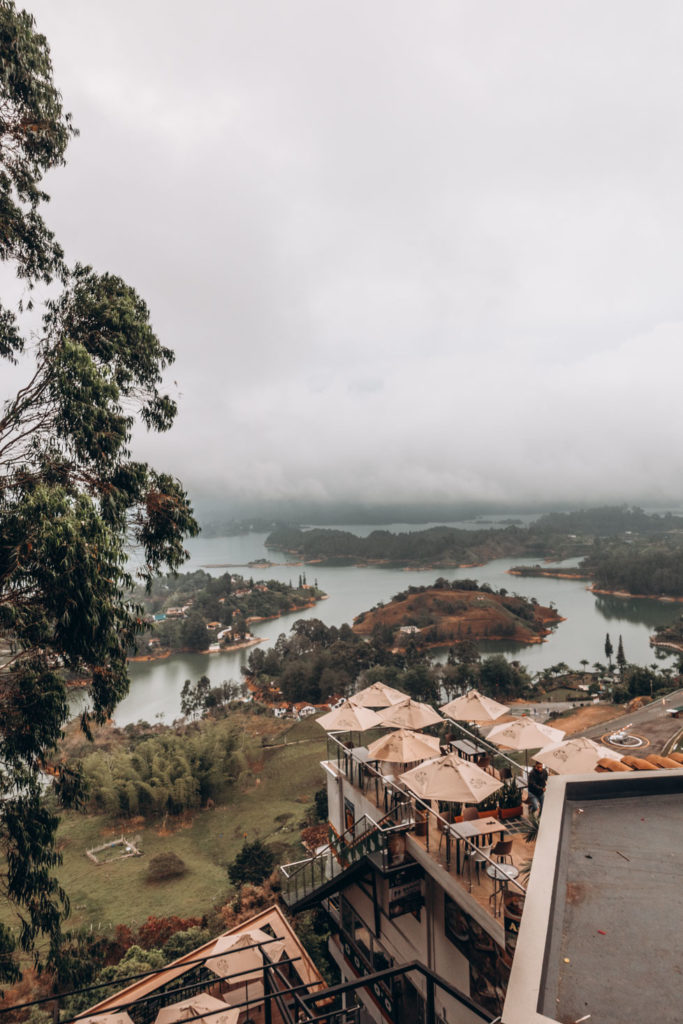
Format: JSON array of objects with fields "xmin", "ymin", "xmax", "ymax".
[
  {"xmin": 462, "ymin": 806, "xmax": 478, "ymax": 821},
  {"xmin": 491, "ymin": 839, "xmax": 513, "ymax": 865}
]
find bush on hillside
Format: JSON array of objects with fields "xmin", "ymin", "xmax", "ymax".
[{"xmin": 146, "ymin": 852, "xmax": 187, "ymax": 882}]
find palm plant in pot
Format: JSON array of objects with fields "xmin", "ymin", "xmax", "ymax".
[{"xmin": 497, "ymin": 778, "xmax": 523, "ymax": 819}]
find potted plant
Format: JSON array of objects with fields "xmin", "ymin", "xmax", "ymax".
[
  {"xmin": 476, "ymin": 792, "xmax": 499, "ymax": 819},
  {"xmin": 497, "ymin": 778, "xmax": 523, "ymax": 820}
]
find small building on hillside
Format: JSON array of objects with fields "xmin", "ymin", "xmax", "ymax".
[{"xmin": 77, "ymin": 905, "xmax": 326, "ymax": 1024}]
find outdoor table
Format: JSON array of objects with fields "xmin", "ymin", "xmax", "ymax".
[
  {"xmin": 449, "ymin": 739, "xmax": 488, "ymax": 763},
  {"xmin": 486, "ymin": 861, "xmax": 520, "ymax": 914},
  {"xmin": 449, "ymin": 817, "xmax": 509, "ymax": 873}
]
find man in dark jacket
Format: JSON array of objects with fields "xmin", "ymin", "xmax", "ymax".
[{"xmin": 527, "ymin": 761, "xmax": 549, "ymax": 813}]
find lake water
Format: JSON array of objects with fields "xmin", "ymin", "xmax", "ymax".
[{"xmin": 69, "ymin": 530, "xmax": 683, "ymax": 726}]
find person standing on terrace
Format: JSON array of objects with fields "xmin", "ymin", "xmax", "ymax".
[{"xmin": 528, "ymin": 762, "xmax": 549, "ymax": 813}]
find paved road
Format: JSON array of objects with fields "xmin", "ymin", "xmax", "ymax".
[{"xmin": 579, "ymin": 688, "xmax": 683, "ymax": 754}]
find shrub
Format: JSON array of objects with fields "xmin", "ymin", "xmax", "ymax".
[
  {"xmin": 162, "ymin": 925, "xmax": 211, "ymax": 961},
  {"xmin": 146, "ymin": 852, "xmax": 187, "ymax": 882},
  {"xmin": 138, "ymin": 914, "xmax": 200, "ymax": 949},
  {"xmin": 227, "ymin": 839, "xmax": 275, "ymax": 887}
]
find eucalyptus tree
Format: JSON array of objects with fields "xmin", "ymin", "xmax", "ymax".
[{"xmin": 0, "ymin": 2, "xmax": 197, "ymax": 979}]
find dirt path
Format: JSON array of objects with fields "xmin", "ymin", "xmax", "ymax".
[{"xmin": 551, "ymin": 704, "xmax": 622, "ymax": 735}]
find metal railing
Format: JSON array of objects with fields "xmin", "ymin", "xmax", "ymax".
[
  {"xmin": 5, "ymin": 950, "xmax": 494, "ymax": 1024},
  {"xmin": 442, "ymin": 718, "xmax": 530, "ymax": 783},
  {"xmin": 301, "ymin": 958, "xmax": 495, "ymax": 1023},
  {"xmin": 323, "ymin": 731, "xmax": 527, "ymax": 904},
  {"xmin": 280, "ymin": 804, "xmax": 411, "ymax": 908}
]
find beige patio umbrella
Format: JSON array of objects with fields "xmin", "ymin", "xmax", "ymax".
[
  {"xmin": 316, "ymin": 701, "xmax": 383, "ymax": 732},
  {"xmin": 533, "ymin": 736, "xmax": 622, "ymax": 775},
  {"xmin": 486, "ymin": 717, "xmax": 565, "ymax": 750},
  {"xmin": 155, "ymin": 994, "xmax": 239, "ymax": 1024},
  {"xmin": 486, "ymin": 717, "xmax": 565, "ymax": 768},
  {"xmin": 440, "ymin": 689, "xmax": 509, "ymax": 723},
  {"xmin": 399, "ymin": 752, "xmax": 503, "ymax": 804},
  {"xmin": 378, "ymin": 698, "xmax": 443, "ymax": 730},
  {"xmin": 350, "ymin": 681, "xmax": 407, "ymax": 708},
  {"xmin": 206, "ymin": 928, "xmax": 286, "ymax": 985},
  {"xmin": 367, "ymin": 728, "xmax": 441, "ymax": 763}
]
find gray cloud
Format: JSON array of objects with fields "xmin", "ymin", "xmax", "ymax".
[{"xmin": 14, "ymin": 0, "xmax": 683, "ymax": 511}]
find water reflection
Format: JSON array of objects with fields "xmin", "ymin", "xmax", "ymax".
[{"xmin": 593, "ymin": 593, "xmax": 681, "ymax": 628}]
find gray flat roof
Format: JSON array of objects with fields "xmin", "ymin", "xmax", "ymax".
[{"xmin": 503, "ymin": 770, "xmax": 683, "ymax": 1024}]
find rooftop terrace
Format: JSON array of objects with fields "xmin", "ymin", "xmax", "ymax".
[
  {"xmin": 503, "ymin": 769, "xmax": 683, "ymax": 1024},
  {"xmin": 281, "ymin": 722, "xmax": 532, "ymax": 933}
]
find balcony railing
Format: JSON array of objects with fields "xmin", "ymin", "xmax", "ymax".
[
  {"xmin": 323, "ymin": 729, "xmax": 527, "ymax": 904},
  {"xmin": 280, "ymin": 804, "xmax": 413, "ymax": 909}
]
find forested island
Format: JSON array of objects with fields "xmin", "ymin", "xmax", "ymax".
[
  {"xmin": 508, "ymin": 565, "xmax": 591, "ymax": 581},
  {"xmin": 512, "ymin": 538, "xmax": 683, "ymax": 599},
  {"xmin": 266, "ymin": 522, "xmax": 564, "ymax": 567},
  {"xmin": 131, "ymin": 570, "xmax": 325, "ymax": 657},
  {"xmin": 266, "ymin": 506, "xmax": 683, "ymax": 596},
  {"xmin": 353, "ymin": 579, "xmax": 561, "ymax": 647}
]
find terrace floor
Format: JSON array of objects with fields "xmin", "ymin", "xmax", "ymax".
[
  {"xmin": 410, "ymin": 806, "xmax": 531, "ymax": 918},
  {"xmin": 354, "ymin": 763, "xmax": 533, "ymax": 920}
]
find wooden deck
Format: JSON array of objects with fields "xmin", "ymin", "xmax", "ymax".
[
  {"xmin": 360, "ymin": 773, "xmax": 532, "ymax": 920},
  {"xmin": 409, "ymin": 809, "xmax": 531, "ymax": 918}
]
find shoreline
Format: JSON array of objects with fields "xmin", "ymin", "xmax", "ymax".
[
  {"xmin": 507, "ymin": 569, "xmax": 590, "ymax": 581},
  {"xmin": 201, "ymin": 560, "xmax": 305, "ymax": 568},
  {"xmin": 589, "ymin": 586, "xmax": 683, "ymax": 603},
  {"xmin": 130, "ymin": 595, "xmax": 328, "ymax": 665},
  {"xmin": 650, "ymin": 639, "xmax": 683, "ymax": 654},
  {"xmin": 127, "ymin": 635, "xmax": 267, "ymax": 664},
  {"xmin": 245, "ymin": 595, "xmax": 327, "ymax": 625},
  {"xmin": 267, "ymin": 547, "xmax": 492, "ymax": 570},
  {"xmin": 392, "ymin": 624, "xmax": 562, "ymax": 654}
]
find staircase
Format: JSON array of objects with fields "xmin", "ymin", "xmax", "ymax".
[{"xmin": 280, "ymin": 808, "xmax": 408, "ymax": 912}]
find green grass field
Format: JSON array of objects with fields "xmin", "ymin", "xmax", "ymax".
[{"xmin": 38, "ymin": 716, "xmax": 328, "ymax": 934}]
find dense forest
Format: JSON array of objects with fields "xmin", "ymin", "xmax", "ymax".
[
  {"xmin": 582, "ymin": 540, "xmax": 683, "ymax": 597},
  {"xmin": 512, "ymin": 537, "xmax": 683, "ymax": 597},
  {"xmin": 242, "ymin": 616, "xmax": 532, "ymax": 705},
  {"xmin": 265, "ymin": 523, "xmax": 544, "ymax": 566},
  {"xmin": 81, "ymin": 719, "xmax": 256, "ymax": 817}
]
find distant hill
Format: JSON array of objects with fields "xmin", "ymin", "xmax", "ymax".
[
  {"xmin": 265, "ymin": 524, "xmax": 553, "ymax": 567},
  {"xmin": 352, "ymin": 583, "xmax": 562, "ymax": 647},
  {"xmin": 266, "ymin": 507, "xmax": 683, "ymax": 585}
]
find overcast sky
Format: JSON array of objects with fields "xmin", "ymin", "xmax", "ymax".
[{"xmin": 17, "ymin": 1, "xmax": 683, "ymax": 515}]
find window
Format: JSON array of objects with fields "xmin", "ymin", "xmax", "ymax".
[{"xmin": 354, "ymin": 920, "xmax": 372, "ymax": 967}]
